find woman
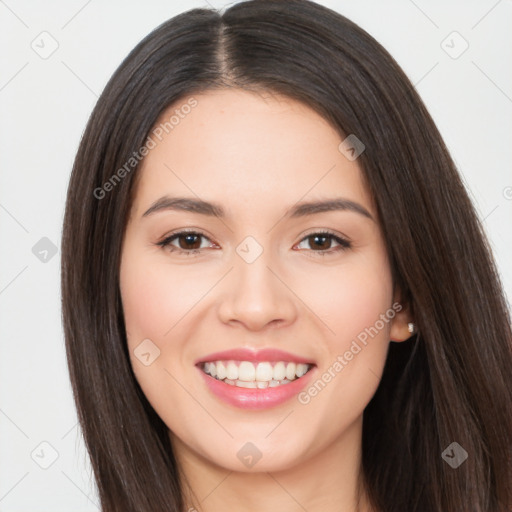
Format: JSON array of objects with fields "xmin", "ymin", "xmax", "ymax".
[{"xmin": 60, "ymin": 1, "xmax": 512, "ymax": 511}]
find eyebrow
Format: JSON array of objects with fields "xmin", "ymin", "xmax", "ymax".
[{"xmin": 142, "ymin": 196, "xmax": 374, "ymax": 221}]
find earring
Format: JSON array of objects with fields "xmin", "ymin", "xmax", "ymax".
[{"xmin": 407, "ymin": 322, "xmax": 416, "ymax": 334}]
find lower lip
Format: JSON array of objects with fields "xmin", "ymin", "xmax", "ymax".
[{"xmin": 196, "ymin": 365, "xmax": 316, "ymax": 410}]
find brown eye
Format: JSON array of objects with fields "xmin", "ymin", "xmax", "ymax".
[
  {"xmin": 157, "ymin": 230, "xmax": 213, "ymax": 255},
  {"xmin": 296, "ymin": 231, "xmax": 351, "ymax": 255},
  {"xmin": 306, "ymin": 234, "xmax": 331, "ymax": 251},
  {"xmin": 175, "ymin": 233, "xmax": 202, "ymax": 250}
]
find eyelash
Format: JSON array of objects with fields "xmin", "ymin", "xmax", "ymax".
[{"xmin": 155, "ymin": 229, "xmax": 352, "ymax": 257}]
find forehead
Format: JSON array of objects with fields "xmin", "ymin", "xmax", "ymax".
[{"xmin": 131, "ymin": 88, "xmax": 373, "ymax": 219}]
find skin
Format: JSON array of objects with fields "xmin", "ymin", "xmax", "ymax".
[{"xmin": 119, "ymin": 88, "xmax": 413, "ymax": 512}]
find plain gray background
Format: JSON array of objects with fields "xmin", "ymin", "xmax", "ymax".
[{"xmin": 1, "ymin": 0, "xmax": 511, "ymax": 510}]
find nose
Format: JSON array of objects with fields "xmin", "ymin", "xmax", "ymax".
[{"xmin": 217, "ymin": 248, "xmax": 298, "ymax": 331}]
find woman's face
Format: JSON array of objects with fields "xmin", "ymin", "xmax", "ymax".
[{"xmin": 120, "ymin": 88, "xmax": 411, "ymax": 473}]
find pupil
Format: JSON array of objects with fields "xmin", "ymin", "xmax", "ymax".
[
  {"xmin": 311, "ymin": 235, "xmax": 329, "ymax": 250},
  {"xmin": 181, "ymin": 234, "xmax": 200, "ymax": 250}
]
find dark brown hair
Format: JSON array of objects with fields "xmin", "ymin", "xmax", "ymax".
[{"xmin": 61, "ymin": 1, "xmax": 512, "ymax": 510}]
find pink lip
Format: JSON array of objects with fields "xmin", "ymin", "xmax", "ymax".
[
  {"xmin": 194, "ymin": 347, "xmax": 314, "ymax": 365},
  {"xmin": 196, "ymin": 364, "xmax": 317, "ymax": 410}
]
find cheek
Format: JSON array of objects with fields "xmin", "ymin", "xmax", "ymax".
[
  {"xmin": 120, "ymin": 249, "xmax": 196, "ymax": 344},
  {"xmin": 291, "ymin": 265, "xmax": 393, "ymax": 445},
  {"xmin": 292, "ymin": 253, "xmax": 393, "ymax": 345},
  {"xmin": 337, "ymin": 268, "xmax": 392, "ymax": 341},
  {"xmin": 291, "ymin": 250, "xmax": 393, "ymax": 405},
  {"xmin": 119, "ymin": 246, "xmax": 197, "ymax": 419},
  {"xmin": 119, "ymin": 245, "xmax": 187, "ymax": 395}
]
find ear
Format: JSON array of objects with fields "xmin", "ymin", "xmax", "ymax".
[{"xmin": 389, "ymin": 288, "xmax": 415, "ymax": 342}]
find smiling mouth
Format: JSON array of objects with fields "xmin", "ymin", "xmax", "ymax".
[{"xmin": 199, "ymin": 360, "xmax": 314, "ymax": 389}]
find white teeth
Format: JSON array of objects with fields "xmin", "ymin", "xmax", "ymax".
[
  {"xmin": 201, "ymin": 359, "xmax": 312, "ymax": 388},
  {"xmin": 205, "ymin": 362, "xmax": 217, "ymax": 378},
  {"xmin": 226, "ymin": 361, "xmax": 238, "ymax": 380},
  {"xmin": 286, "ymin": 362, "xmax": 296, "ymax": 380},
  {"xmin": 273, "ymin": 361, "xmax": 286, "ymax": 381},
  {"xmin": 216, "ymin": 361, "xmax": 227, "ymax": 380},
  {"xmin": 296, "ymin": 363, "xmax": 308, "ymax": 377},
  {"xmin": 256, "ymin": 362, "xmax": 273, "ymax": 381},
  {"xmin": 238, "ymin": 361, "xmax": 256, "ymax": 381},
  {"xmin": 235, "ymin": 380, "xmax": 257, "ymax": 388},
  {"xmin": 220, "ymin": 378, "xmax": 292, "ymax": 389}
]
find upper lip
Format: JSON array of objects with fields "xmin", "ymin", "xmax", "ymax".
[{"xmin": 195, "ymin": 348, "xmax": 315, "ymax": 365}]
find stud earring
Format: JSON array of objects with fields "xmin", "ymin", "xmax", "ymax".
[{"xmin": 407, "ymin": 322, "xmax": 416, "ymax": 334}]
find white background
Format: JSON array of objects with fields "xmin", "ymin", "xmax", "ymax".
[{"xmin": 1, "ymin": 0, "xmax": 511, "ymax": 510}]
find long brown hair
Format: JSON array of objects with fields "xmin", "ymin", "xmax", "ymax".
[{"xmin": 61, "ymin": 1, "xmax": 512, "ymax": 510}]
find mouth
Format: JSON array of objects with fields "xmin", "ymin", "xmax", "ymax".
[
  {"xmin": 198, "ymin": 360, "xmax": 314, "ymax": 389},
  {"xmin": 194, "ymin": 348, "xmax": 317, "ymax": 410}
]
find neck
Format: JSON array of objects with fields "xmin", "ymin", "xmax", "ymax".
[{"xmin": 171, "ymin": 415, "xmax": 374, "ymax": 512}]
